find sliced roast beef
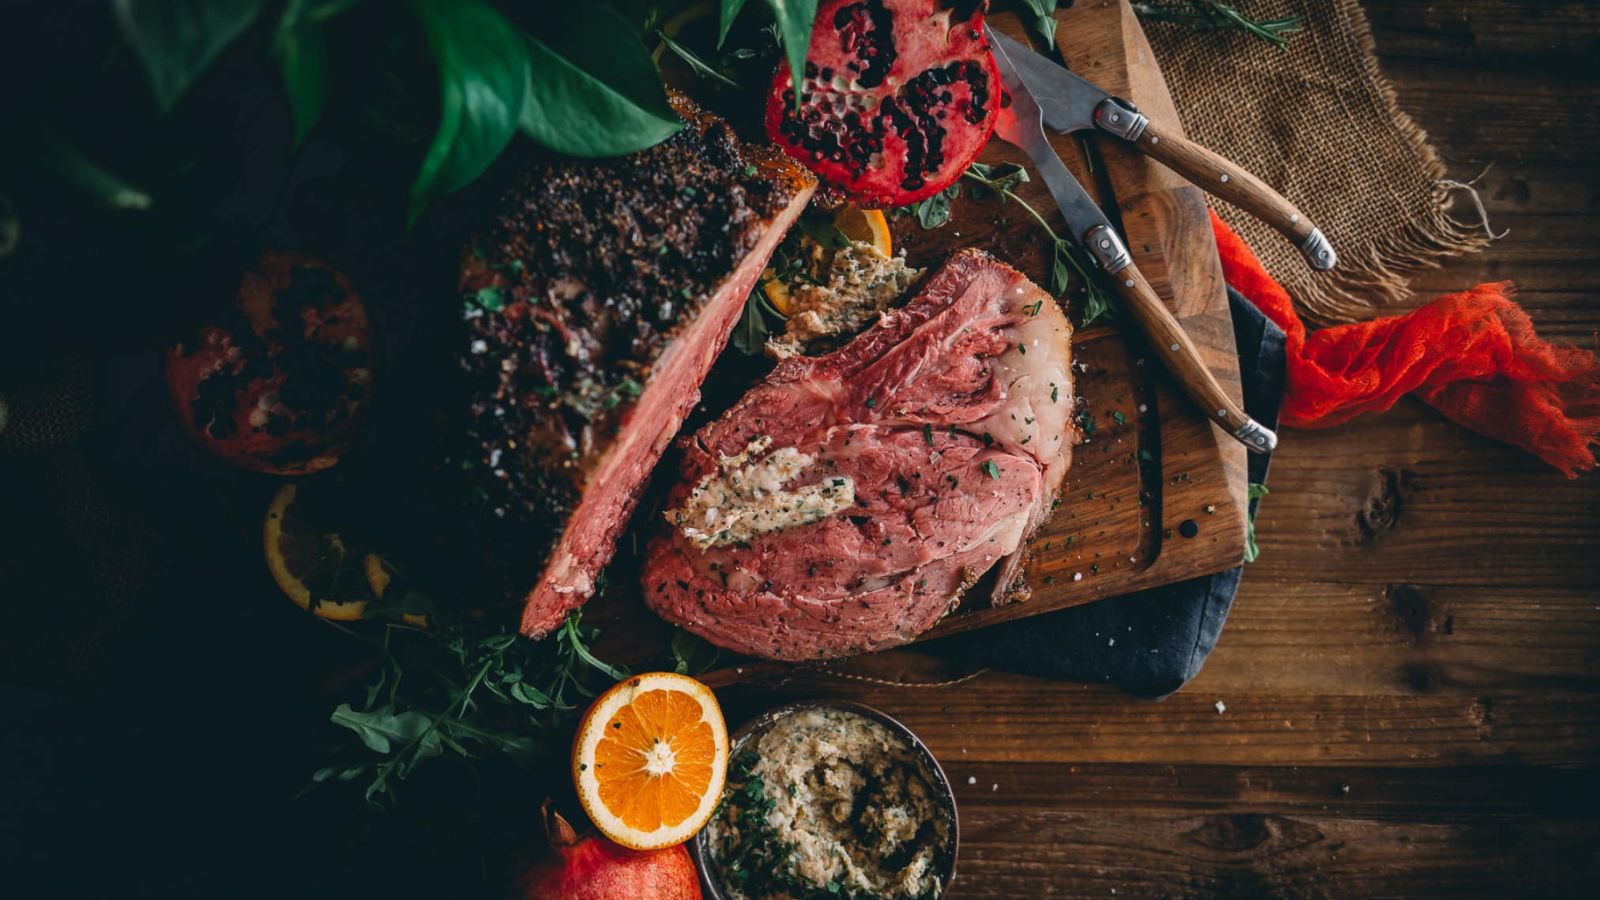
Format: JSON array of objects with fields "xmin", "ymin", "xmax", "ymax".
[
  {"xmin": 644, "ymin": 249, "xmax": 1075, "ymax": 660},
  {"xmin": 455, "ymin": 97, "xmax": 815, "ymax": 639}
]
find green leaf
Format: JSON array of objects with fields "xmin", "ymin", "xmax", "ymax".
[
  {"xmin": 509, "ymin": 681, "xmax": 553, "ymax": 709},
  {"xmin": 1018, "ymin": 0, "xmax": 1059, "ymax": 46},
  {"xmin": 763, "ymin": 0, "xmax": 819, "ymax": 109},
  {"xmin": 670, "ymin": 629, "xmax": 722, "ymax": 675},
  {"xmin": 275, "ymin": 0, "xmax": 329, "ymax": 147},
  {"xmin": 659, "ymin": 30, "xmax": 739, "ymax": 88},
  {"xmin": 914, "ymin": 185, "xmax": 959, "ymax": 230},
  {"xmin": 329, "ymin": 703, "xmax": 437, "ymax": 755},
  {"xmin": 719, "ymin": 0, "xmax": 751, "ymax": 46},
  {"xmin": 563, "ymin": 614, "xmax": 629, "ymax": 682},
  {"xmin": 407, "ymin": 0, "xmax": 530, "ymax": 224},
  {"xmin": 521, "ymin": 6, "xmax": 682, "ymax": 159},
  {"xmin": 1244, "ymin": 483, "xmax": 1269, "ymax": 563},
  {"xmin": 731, "ymin": 288, "xmax": 784, "ymax": 355},
  {"xmin": 114, "ymin": 0, "xmax": 269, "ymax": 112}
]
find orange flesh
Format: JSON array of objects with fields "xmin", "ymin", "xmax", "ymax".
[{"xmin": 592, "ymin": 689, "xmax": 716, "ymax": 833}]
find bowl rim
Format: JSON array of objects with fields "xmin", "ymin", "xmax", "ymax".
[{"xmin": 690, "ymin": 698, "xmax": 960, "ymax": 900}]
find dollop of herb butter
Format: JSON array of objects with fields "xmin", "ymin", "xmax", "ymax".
[
  {"xmin": 706, "ymin": 708, "xmax": 952, "ymax": 900},
  {"xmin": 668, "ymin": 436, "xmax": 855, "ymax": 550},
  {"xmin": 768, "ymin": 241, "xmax": 923, "ymax": 358}
]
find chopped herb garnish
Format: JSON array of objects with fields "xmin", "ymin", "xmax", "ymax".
[
  {"xmin": 923, "ymin": 423, "xmax": 934, "ymax": 445},
  {"xmin": 474, "ymin": 286, "xmax": 504, "ymax": 311},
  {"xmin": 981, "ymin": 460, "xmax": 1000, "ymax": 479},
  {"xmin": 1111, "ymin": 410, "xmax": 1128, "ymax": 426}
]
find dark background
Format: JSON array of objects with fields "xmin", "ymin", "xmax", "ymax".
[{"xmin": 4, "ymin": 1, "xmax": 1600, "ymax": 898}]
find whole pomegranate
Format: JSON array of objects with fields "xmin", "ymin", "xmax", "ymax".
[
  {"xmin": 165, "ymin": 251, "xmax": 373, "ymax": 475},
  {"xmin": 512, "ymin": 801, "xmax": 701, "ymax": 900},
  {"xmin": 765, "ymin": 0, "xmax": 1001, "ymax": 207}
]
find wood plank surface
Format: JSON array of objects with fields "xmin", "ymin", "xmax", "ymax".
[{"xmin": 708, "ymin": 1, "xmax": 1600, "ymax": 895}]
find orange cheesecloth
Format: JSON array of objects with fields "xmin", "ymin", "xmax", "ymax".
[{"xmin": 1210, "ymin": 211, "xmax": 1600, "ymax": 477}]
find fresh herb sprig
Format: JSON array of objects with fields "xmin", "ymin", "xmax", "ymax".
[
  {"xmin": 960, "ymin": 163, "xmax": 1119, "ymax": 327},
  {"xmin": 1244, "ymin": 482, "xmax": 1269, "ymax": 562},
  {"xmin": 308, "ymin": 607, "xmax": 626, "ymax": 807},
  {"xmin": 1132, "ymin": 1, "xmax": 1304, "ymax": 48}
]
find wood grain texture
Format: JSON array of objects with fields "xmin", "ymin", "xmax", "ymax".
[{"xmin": 700, "ymin": 1, "xmax": 1600, "ymax": 896}]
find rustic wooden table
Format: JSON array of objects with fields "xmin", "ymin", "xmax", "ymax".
[{"xmin": 717, "ymin": 3, "xmax": 1600, "ymax": 894}]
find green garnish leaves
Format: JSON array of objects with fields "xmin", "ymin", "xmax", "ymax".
[
  {"xmin": 309, "ymin": 608, "xmax": 625, "ymax": 807},
  {"xmin": 981, "ymin": 460, "xmax": 1000, "ymax": 479},
  {"xmin": 474, "ymin": 286, "xmax": 504, "ymax": 311}
]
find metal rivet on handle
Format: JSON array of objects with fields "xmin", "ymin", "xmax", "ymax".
[
  {"xmin": 1219, "ymin": 173, "xmax": 1230, "ymax": 183},
  {"xmin": 1169, "ymin": 342, "xmax": 1179, "ymax": 351},
  {"xmin": 1217, "ymin": 409, "xmax": 1228, "ymax": 418},
  {"xmin": 1124, "ymin": 278, "xmax": 1134, "ymax": 287},
  {"xmin": 1110, "ymin": 113, "xmax": 1121, "ymax": 122},
  {"xmin": 1099, "ymin": 239, "xmax": 1111, "ymax": 249}
]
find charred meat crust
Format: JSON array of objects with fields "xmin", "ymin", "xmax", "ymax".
[{"xmin": 454, "ymin": 96, "xmax": 812, "ymax": 578}]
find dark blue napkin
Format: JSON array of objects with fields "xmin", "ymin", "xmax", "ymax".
[{"xmin": 933, "ymin": 288, "xmax": 1285, "ymax": 696}]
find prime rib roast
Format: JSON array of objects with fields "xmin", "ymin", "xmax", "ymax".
[
  {"xmin": 454, "ymin": 96, "xmax": 815, "ymax": 639},
  {"xmin": 643, "ymin": 249, "xmax": 1075, "ymax": 661}
]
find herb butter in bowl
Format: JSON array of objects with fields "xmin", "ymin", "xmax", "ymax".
[{"xmin": 693, "ymin": 701, "xmax": 958, "ymax": 899}]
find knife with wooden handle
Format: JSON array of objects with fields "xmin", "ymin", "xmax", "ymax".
[
  {"xmin": 988, "ymin": 27, "xmax": 1336, "ymax": 272},
  {"xmin": 988, "ymin": 25, "xmax": 1277, "ymax": 453}
]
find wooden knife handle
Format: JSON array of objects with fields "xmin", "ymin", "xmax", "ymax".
[
  {"xmin": 1127, "ymin": 118, "xmax": 1337, "ymax": 272},
  {"xmin": 1090, "ymin": 230, "xmax": 1277, "ymax": 453}
]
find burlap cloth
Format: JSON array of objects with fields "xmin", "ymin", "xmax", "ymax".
[{"xmin": 1145, "ymin": 0, "xmax": 1490, "ymax": 324}]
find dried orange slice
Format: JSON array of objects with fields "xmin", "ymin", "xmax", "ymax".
[
  {"xmin": 263, "ymin": 483, "xmax": 375, "ymax": 621},
  {"xmin": 572, "ymin": 672, "xmax": 728, "ymax": 850},
  {"xmin": 263, "ymin": 483, "xmax": 425, "ymax": 626}
]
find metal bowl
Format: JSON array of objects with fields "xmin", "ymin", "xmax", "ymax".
[{"xmin": 691, "ymin": 699, "xmax": 960, "ymax": 899}]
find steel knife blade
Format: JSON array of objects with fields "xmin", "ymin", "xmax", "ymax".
[
  {"xmin": 987, "ymin": 28, "xmax": 1116, "ymax": 249},
  {"xmin": 986, "ymin": 28, "xmax": 1114, "ymax": 135}
]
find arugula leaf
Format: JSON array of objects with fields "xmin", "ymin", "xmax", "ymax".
[
  {"xmin": 719, "ymin": 0, "xmax": 752, "ymax": 47},
  {"xmin": 330, "ymin": 703, "xmax": 441, "ymax": 756},
  {"xmin": 114, "ymin": 0, "xmax": 269, "ymax": 111},
  {"xmin": 764, "ymin": 0, "xmax": 819, "ymax": 109},
  {"xmin": 275, "ymin": 0, "xmax": 329, "ymax": 147},
  {"xmin": 521, "ymin": 6, "xmax": 682, "ymax": 159},
  {"xmin": 407, "ymin": 0, "xmax": 529, "ymax": 224}
]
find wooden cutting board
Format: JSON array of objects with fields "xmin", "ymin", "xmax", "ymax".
[{"xmin": 587, "ymin": 0, "xmax": 1248, "ymax": 679}]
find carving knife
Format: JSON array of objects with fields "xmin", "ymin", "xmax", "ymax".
[
  {"xmin": 987, "ymin": 27, "xmax": 1335, "ymax": 271},
  {"xmin": 987, "ymin": 26, "xmax": 1278, "ymax": 453}
]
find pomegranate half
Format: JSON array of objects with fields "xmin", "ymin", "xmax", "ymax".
[{"xmin": 765, "ymin": 0, "xmax": 1001, "ymax": 207}]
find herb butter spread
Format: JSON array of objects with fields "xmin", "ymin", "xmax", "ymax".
[
  {"xmin": 706, "ymin": 708, "xmax": 953, "ymax": 900},
  {"xmin": 768, "ymin": 241, "xmax": 923, "ymax": 358},
  {"xmin": 668, "ymin": 436, "xmax": 855, "ymax": 550}
]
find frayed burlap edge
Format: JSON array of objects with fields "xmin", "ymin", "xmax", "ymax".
[
  {"xmin": 1148, "ymin": 0, "xmax": 1492, "ymax": 325},
  {"xmin": 1286, "ymin": 0, "xmax": 1489, "ymax": 322}
]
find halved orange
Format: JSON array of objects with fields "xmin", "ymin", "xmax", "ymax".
[
  {"xmin": 763, "ymin": 206, "xmax": 892, "ymax": 316},
  {"xmin": 572, "ymin": 672, "xmax": 728, "ymax": 850}
]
